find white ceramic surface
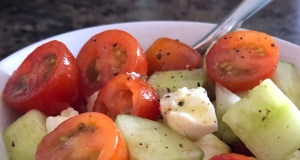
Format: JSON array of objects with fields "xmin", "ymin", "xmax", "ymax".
[{"xmin": 0, "ymin": 21, "xmax": 300, "ymax": 159}]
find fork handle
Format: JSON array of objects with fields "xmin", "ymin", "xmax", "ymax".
[{"xmin": 192, "ymin": 0, "xmax": 272, "ymax": 54}]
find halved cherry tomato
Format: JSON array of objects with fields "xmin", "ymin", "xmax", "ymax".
[
  {"xmin": 2, "ymin": 40, "xmax": 81, "ymax": 116},
  {"xmin": 36, "ymin": 112, "xmax": 129, "ymax": 160},
  {"xmin": 76, "ymin": 30, "xmax": 148, "ymax": 96},
  {"xmin": 145, "ymin": 37, "xmax": 201, "ymax": 76},
  {"xmin": 210, "ymin": 153, "xmax": 253, "ymax": 160},
  {"xmin": 205, "ymin": 30, "xmax": 279, "ymax": 92},
  {"xmin": 92, "ymin": 73, "xmax": 160, "ymax": 121}
]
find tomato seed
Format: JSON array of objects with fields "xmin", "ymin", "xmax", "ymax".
[
  {"xmin": 219, "ymin": 62, "xmax": 228, "ymax": 69},
  {"xmin": 48, "ymin": 58, "xmax": 56, "ymax": 64},
  {"xmin": 96, "ymin": 75, "xmax": 101, "ymax": 81},
  {"xmin": 257, "ymin": 52, "xmax": 265, "ymax": 56},
  {"xmin": 225, "ymin": 65, "xmax": 234, "ymax": 71},
  {"xmin": 256, "ymin": 48, "xmax": 264, "ymax": 52},
  {"xmin": 115, "ymin": 50, "xmax": 122, "ymax": 56},
  {"xmin": 227, "ymin": 71, "xmax": 232, "ymax": 75},
  {"xmin": 59, "ymin": 136, "xmax": 68, "ymax": 142}
]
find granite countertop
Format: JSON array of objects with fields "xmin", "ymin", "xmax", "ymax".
[{"xmin": 0, "ymin": 0, "xmax": 299, "ymax": 61}]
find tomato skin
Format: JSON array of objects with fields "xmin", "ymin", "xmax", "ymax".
[
  {"xmin": 145, "ymin": 37, "xmax": 201, "ymax": 76},
  {"xmin": 2, "ymin": 40, "xmax": 81, "ymax": 116},
  {"xmin": 36, "ymin": 112, "xmax": 129, "ymax": 160},
  {"xmin": 205, "ymin": 30, "xmax": 279, "ymax": 92},
  {"xmin": 92, "ymin": 73, "xmax": 160, "ymax": 121},
  {"xmin": 210, "ymin": 153, "xmax": 253, "ymax": 160},
  {"xmin": 76, "ymin": 30, "xmax": 148, "ymax": 96}
]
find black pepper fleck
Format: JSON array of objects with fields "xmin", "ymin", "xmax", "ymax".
[
  {"xmin": 12, "ymin": 141, "xmax": 15, "ymax": 147},
  {"xmin": 197, "ymin": 82, "xmax": 200, "ymax": 87},
  {"xmin": 167, "ymin": 52, "xmax": 171, "ymax": 56},
  {"xmin": 78, "ymin": 123, "xmax": 86, "ymax": 131},
  {"xmin": 271, "ymin": 43, "xmax": 276, "ymax": 47},
  {"xmin": 178, "ymin": 101, "xmax": 184, "ymax": 106},
  {"xmin": 113, "ymin": 43, "xmax": 118, "ymax": 47},
  {"xmin": 156, "ymin": 52, "xmax": 163, "ymax": 59},
  {"xmin": 158, "ymin": 114, "xmax": 164, "ymax": 119},
  {"xmin": 262, "ymin": 116, "xmax": 267, "ymax": 122},
  {"xmin": 167, "ymin": 88, "xmax": 171, "ymax": 92}
]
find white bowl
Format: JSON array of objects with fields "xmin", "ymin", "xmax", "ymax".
[{"xmin": 1, "ymin": 21, "xmax": 300, "ymax": 159}]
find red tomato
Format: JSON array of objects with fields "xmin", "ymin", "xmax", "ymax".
[
  {"xmin": 2, "ymin": 40, "xmax": 81, "ymax": 116},
  {"xmin": 36, "ymin": 112, "xmax": 129, "ymax": 160},
  {"xmin": 92, "ymin": 73, "xmax": 160, "ymax": 121},
  {"xmin": 145, "ymin": 37, "xmax": 201, "ymax": 76},
  {"xmin": 205, "ymin": 30, "xmax": 279, "ymax": 92},
  {"xmin": 210, "ymin": 153, "xmax": 253, "ymax": 160},
  {"xmin": 76, "ymin": 30, "xmax": 148, "ymax": 96}
]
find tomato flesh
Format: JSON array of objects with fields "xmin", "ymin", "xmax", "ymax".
[
  {"xmin": 145, "ymin": 37, "xmax": 201, "ymax": 76},
  {"xmin": 205, "ymin": 30, "xmax": 279, "ymax": 92},
  {"xmin": 92, "ymin": 73, "xmax": 160, "ymax": 121},
  {"xmin": 2, "ymin": 40, "xmax": 81, "ymax": 116},
  {"xmin": 76, "ymin": 30, "xmax": 148, "ymax": 96},
  {"xmin": 210, "ymin": 153, "xmax": 253, "ymax": 160},
  {"xmin": 36, "ymin": 112, "xmax": 129, "ymax": 160}
]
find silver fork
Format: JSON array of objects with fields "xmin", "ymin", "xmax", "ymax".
[{"xmin": 192, "ymin": 0, "xmax": 272, "ymax": 55}]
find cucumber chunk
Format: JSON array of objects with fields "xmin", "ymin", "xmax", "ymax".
[
  {"xmin": 285, "ymin": 150, "xmax": 300, "ymax": 160},
  {"xmin": 214, "ymin": 83, "xmax": 240, "ymax": 145},
  {"xmin": 194, "ymin": 134, "xmax": 230, "ymax": 160},
  {"xmin": 3, "ymin": 109, "xmax": 48, "ymax": 160},
  {"xmin": 147, "ymin": 69, "xmax": 207, "ymax": 97},
  {"xmin": 115, "ymin": 114, "xmax": 204, "ymax": 160},
  {"xmin": 271, "ymin": 60, "xmax": 300, "ymax": 109},
  {"xmin": 223, "ymin": 79, "xmax": 300, "ymax": 160}
]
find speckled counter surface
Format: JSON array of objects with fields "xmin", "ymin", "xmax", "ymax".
[{"xmin": 0, "ymin": 0, "xmax": 299, "ymax": 61}]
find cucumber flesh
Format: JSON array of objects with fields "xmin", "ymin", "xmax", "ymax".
[
  {"xmin": 215, "ymin": 83, "xmax": 241, "ymax": 118},
  {"xmin": 223, "ymin": 79, "xmax": 300, "ymax": 160},
  {"xmin": 194, "ymin": 134, "xmax": 230, "ymax": 160},
  {"xmin": 115, "ymin": 114, "xmax": 204, "ymax": 160},
  {"xmin": 214, "ymin": 83, "xmax": 241, "ymax": 145},
  {"xmin": 285, "ymin": 150, "xmax": 300, "ymax": 160},
  {"xmin": 3, "ymin": 109, "xmax": 48, "ymax": 160},
  {"xmin": 147, "ymin": 69, "xmax": 207, "ymax": 97},
  {"xmin": 271, "ymin": 60, "xmax": 300, "ymax": 109}
]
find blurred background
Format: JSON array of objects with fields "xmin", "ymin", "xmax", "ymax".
[{"xmin": 0, "ymin": 0, "xmax": 299, "ymax": 60}]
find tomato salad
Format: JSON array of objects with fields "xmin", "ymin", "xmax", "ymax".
[{"xmin": 4, "ymin": 28, "xmax": 299, "ymax": 160}]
